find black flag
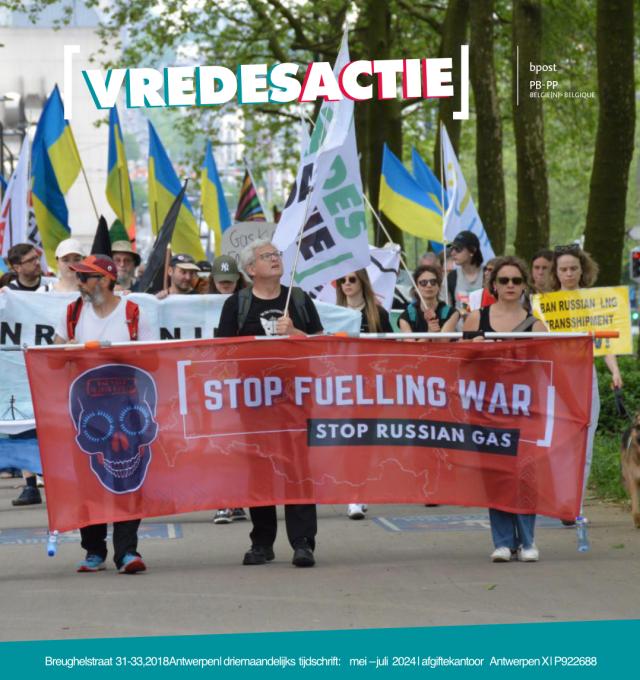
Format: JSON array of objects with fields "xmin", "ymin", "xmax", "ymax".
[
  {"xmin": 135, "ymin": 179, "xmax": 189, "ymax": 293},
  {"xmin": 90, "ymin": 216, "xmax": 112, "ymax": 257}
]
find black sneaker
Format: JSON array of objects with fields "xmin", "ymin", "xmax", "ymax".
[
  {"xmin": 231, "ymin": 508, "xmax": 248, "ymax": 521},
  {"xmin": 242, "ymin": 545, "xmax": 275, "ymax": 565},
  {"xmin": 12, "ymin": 486, "xmax": 42, "ymax": 506},
  {"xmin": 292, "ymin": 541, "xmax": 315, "ymax": 568}
]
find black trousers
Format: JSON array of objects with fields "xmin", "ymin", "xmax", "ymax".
[
  {"xmin": 249, "ymin": 504, "xmax": 316, "ymax": 550},
  {"xmin": 80, "ymin": 520, "xmax": 141, "ymax": 568}
]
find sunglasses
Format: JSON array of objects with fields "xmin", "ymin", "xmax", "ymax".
[
  {"xmin": 483, "ymin": 266, "xmax": 494, "ymax": 273},
  {"xmin": 75, "ymin": 272, "xmax": 103, "ymax": 283},
  {"xmin": 338, "ymin": 276, "xmax": 358, "ymax": 284},
  {"xmin": 554, "ymin": 244, "xmax": 580, "ymax": 256},
  {"xmin": 417, "ymin": 278, "xmax": 438, "ymax": 287},
  {"xmin": 496, "ymin": 276, "xmax": 524, "ymax": 286}
]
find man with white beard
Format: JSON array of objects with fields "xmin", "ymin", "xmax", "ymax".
[{"xmin": 53, "ymin": 254, "xmax": 156, "ymax": 574}]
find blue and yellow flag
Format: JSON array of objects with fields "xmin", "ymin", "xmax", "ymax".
[
  {"xmin": 106, "ymin": 107, "xmax": 135, "ymax": 243},
  {"xmin": 32, "ymin": 85, "xmax": 81, "ymax": 194},
  {"xmin": 411, "ymin": 147, "xmax": 447, "ymax": 213},
  {"xmin": 148, "ymin": 122, "xmax": 205, "ymax": 260},
  {"xmin": 379, "ymin": 145, "xmax": 442, "ymax": 241},
  {"xmin": 201, "ymin": 141, "xmax": 231, "ymax": 256},
  {"xmin": 31, "ymin": 85, "xmax": 82, "ymax": 267},
  {"xmin": 411, "ymin": 147, "xmax": 446, "ymax": 252},
  {"xmin": 31, "ymin": 146, "xmax": 71, "ymax": 269}
]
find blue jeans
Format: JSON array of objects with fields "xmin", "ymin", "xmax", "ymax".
[{"xmin": 489, "ymin": 509, "xmax": 536, "ymax": 550}]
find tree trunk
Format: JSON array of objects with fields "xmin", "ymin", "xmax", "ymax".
[
  {"xmin": 469, "ymin": 0, "xmax": 506, "ymax": 255},
  {"xmin": 433, "ymin": 0, "xmax": 469, "ymax": 171},
  {"xmin": 584, "ymin": 0, "xmax": 635, "ymax": 285},
  {"xmin": 365, "ymin": 0, "xmax": 404, "ymax": 249},
  {"xmin": 512, "ymin": 0, "xmax": 550, "ymax": 262}
]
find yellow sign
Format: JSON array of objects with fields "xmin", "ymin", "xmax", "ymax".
[{"xmin": 531, "ymin": 286, "xmax": 632, "ymax": 356}]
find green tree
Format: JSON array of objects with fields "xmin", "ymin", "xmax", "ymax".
[
  {"xmin": 583, "ymin": 0, "xmax": 636, "ymax": 285},
  {"xmin": 512, "ymin": 0, "xmax": 550, "ymax": 262},
  {"xmin": 470, "ymin": 0, "xmax": 506, "ymax": 254}
]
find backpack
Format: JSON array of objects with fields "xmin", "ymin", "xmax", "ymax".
[
  {"xmin": 66, "ymin": 298, "xmax": 140, "ymax": 341},
  {"xmin": 407, "ymin": 301, "xmax": 453, "ymax": 327},
  {"xmin": 236, "ymin": 286, "xmax": 310, "ymax": 333},
  {"xmin": 446, "ymin": 269, "xmax": 457, "ymax": 306}
]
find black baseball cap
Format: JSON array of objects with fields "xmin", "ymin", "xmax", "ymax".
[
  {"xmin": 170, "ymin": 254, "xmax": 200, "ymax": 271},
  {"xmin": 449, "ymin": 231, "xmax": 480, "ymax": 252}
]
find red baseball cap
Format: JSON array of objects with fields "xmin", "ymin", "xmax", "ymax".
[{"xmin": 69, "ymin": 254, "xmax": 117, "ymax": 281}]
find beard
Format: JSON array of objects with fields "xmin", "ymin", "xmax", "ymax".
[{"xmin": 81, "ymin": 288, "xmax": 105, "ymax": 305}]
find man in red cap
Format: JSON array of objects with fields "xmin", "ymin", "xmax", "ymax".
[{"xmin": 53, "ymin": 254, "xmax": 156, "ymax": 574}]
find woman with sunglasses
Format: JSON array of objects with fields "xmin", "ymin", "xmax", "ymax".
[
  {"xmin": 398, "ymin": 265, "xmax": 459, "ymax": 336},
  {"xmin": 464, "ymin": 256, "xmax": 547, "ymax": 563},
  {"xmin": 550, "ymin": 245, "xmax": 621, "ymax": 525},
  {"xmin": 336, "ymin": 270, "xmax": 392, "ymax": 334},
  {"xmin": 336, "ymin": 270, "xmax": 392, "ymax": 519}
]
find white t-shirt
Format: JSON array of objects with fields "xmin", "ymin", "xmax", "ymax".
[{"xmin": 55, "ymin": 298, "xmax": 156, "ymax": 343}]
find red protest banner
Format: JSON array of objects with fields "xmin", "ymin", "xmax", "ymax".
[{"xmin": 25, "ymin": 336, "xmax": 593, "ymax": 532}]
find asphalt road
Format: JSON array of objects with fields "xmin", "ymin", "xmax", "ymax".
[{"xmin": 0, "ymin": 478, "xmax": 638, "ymax": 642}]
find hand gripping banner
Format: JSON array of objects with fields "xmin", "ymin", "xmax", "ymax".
[{"xmin": 24, "ymin": 336, "xmax": 593, "ymax": 532}]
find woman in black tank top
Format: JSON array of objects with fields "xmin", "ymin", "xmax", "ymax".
[{"xmin": 464, "ymin": 257, "xmax": 547, "ymax": 563}]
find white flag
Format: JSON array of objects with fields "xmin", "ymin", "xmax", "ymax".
[
  {"xmin": 441, "ymin": 125, "xmax": 495, "ymax": 262},
  {"xmin": 274, "ymin": 30, "xmax": 370, "ymax": 290},
  {"xmin": 0, "ymin": 136, "xmax": 31, "ymax": 258},
  {"xmin": 314, "ymin": 244, "xmax": 400, "ymax": 311}
]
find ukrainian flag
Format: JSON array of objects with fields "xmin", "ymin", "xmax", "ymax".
[
  {"xmin": 31, "ymin": 147, "xmax": 71, "ymax": 269},
  {"xmin": 411, "ymin": 147, "xmax": 447, "ymax": 213},
  {"xmin": 201, "ymin": 141, "xmax": 231, "ymax": 256},
  {"xmin": 411, "ymin": 147, "xmax": 446, "ymax": 252},
  {"xmin": 106, "ymin": 107, "xmax": 135, "ymax": 242},
  {"xmin": 148, "ymin": 122, "xmax": 204, "ymax": 260},
  {"xmin": 379, "ymin": 144, "xmax": 442, "ymax": 241},
  {"xmin": 31, "ymin": 86, "xmax": 81, "ymax": 267},
  {"xmin": 32, "ymin": 85, "xmax": 81, "ymax": 194}
]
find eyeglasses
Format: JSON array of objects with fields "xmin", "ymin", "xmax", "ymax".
[
  {"xmin": 496, "ymin": 276, "xmax": 524, "ymax": 286},
  {"xmin": 417, "ymin": 278, "xmax": 438, "ymax": 287},
  {"xmin": 483, "ymin": 266, "xmax": 494, "ymax": 273},
  {"xmin": 256, "ymin": 250, "xmax": 283, "ymax": 261},
  {"xmin": 19, "ymin": 254, "xmax": 40, "ymax": 266},
  {"xmin": 554, "ymin": 244, "xmax": 580, "ymax": 256},
  {"xmin": 75, "ymin": 272, "xmax": 103, "ymax": 283},
  {"xmin": 449, "ymin": 245, "xmax": 462, "ymax": 254},
  {"xmin": 338, "ymin": 276, "xmax": 358, "ymax": 284}
]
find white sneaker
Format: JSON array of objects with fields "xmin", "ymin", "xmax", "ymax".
[
  {"xmin": 490, "ymin": 546, "xmax": 513, "ymax": 562},
  {"xmin": 517, "ymin": 544, "xmax": 539, "ymax": 562},
  {"xmin": 347, "ymin": 503, "xmax": 367, "ymax": 520}
]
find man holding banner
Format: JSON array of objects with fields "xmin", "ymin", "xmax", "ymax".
[
  {"xmin": 217, "ymin": 240, "xmax": 323, "ymax": 568},
  {"xmin": 53, "ymin": 254, "xmax": 156, "ymax": 574}
]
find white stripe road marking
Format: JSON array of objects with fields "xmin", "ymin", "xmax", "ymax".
[{"xmin": 377, "ymin": 517, "xmax": 401, "ymax": 532}]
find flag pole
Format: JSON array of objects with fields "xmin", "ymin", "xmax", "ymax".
[
  {"xmin": 361, "ymin": 191, "xmax": 421, "ymax": 301},
  {"xmin": 283, "ymin": 181, "xmax": 316, "ymax": 316},
  {"xmin": 440, "ymin": 122, "xmax": 449, "ymax": 303},
  {"xmin": 80, "ymin": 162, "xmax": 100, "ymax": 221},
  {"xmin": 163, "ymin": 243, "xmax": 171, "ymax": 292}
]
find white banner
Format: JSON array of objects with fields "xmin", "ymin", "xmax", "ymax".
[
  {"xmin": 314, "ymin": 245, "xmax": 400, "ymax": 311},
  {"xmin": 0, "ymin": 289, "xmax": 361, "ymax": 433},
  {"xmin": 441, "ymin": 125, "xmax": 495, "ymax": 262}
]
